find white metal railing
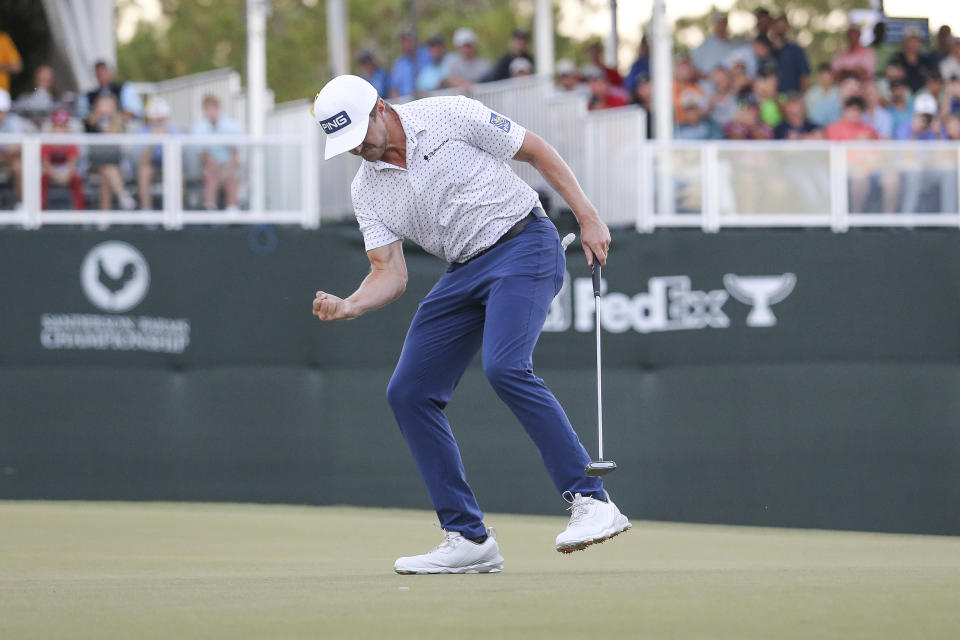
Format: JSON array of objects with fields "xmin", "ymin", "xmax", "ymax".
[{"xmin": 1, "ymin": 122, "xmax": 959, "ymax": 231}]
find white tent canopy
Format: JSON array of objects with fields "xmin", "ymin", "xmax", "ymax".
[{"xmin": 42, "ymin": 0, "xmax": 116, "ymax": 91}]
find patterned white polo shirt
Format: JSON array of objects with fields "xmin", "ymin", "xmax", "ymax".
[{"xmin": 350, "ymin": 95, "xmax": 541, "ymax": 263}]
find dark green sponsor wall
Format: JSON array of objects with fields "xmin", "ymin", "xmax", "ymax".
[{"xmin": 1, "ymin": 227, "xmax": 958, "ymax": 535}]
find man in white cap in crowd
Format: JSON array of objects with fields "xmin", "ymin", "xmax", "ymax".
[
  {"xmin": 446, "ymin": 27, "xmax": 492, "ymax": 89},
  {"xmin": 310, "ymin": 75, "xmax": 630, "ymax": 574}
]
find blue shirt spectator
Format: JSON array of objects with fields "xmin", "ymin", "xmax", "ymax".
[
  {"xmin": 624, "ymin": 38, "xmax": 650, "ymax": 95},
  {"xmin": 77, "ymin": 60, "xmax": 143, "ymax": 119},
  {"xmin": 356, "ymin": 50, "xmax": 389, "ymax": 96},
  {"xmin": 887, "ymin": 80, "xmax": 914, "ymax": 139},
  {"xmin": 415, "ymin": 35, "xmax": 450, "ymax": 92},
  {"xmin": 772, "ymin": 16, "xmax": 810, "ymax": 93},
  {"xmin": 389, "ymin": 31, "xmax": 432, "ymax": 98},
  {"xmin": 191, "ymin": 97, "xmax": 242, "ymax": 164},
  {"xmin": 691, "ymin": 13, "xmax": 742, "ymax": 75}
]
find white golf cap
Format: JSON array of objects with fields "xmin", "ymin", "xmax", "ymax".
[
  {"xmin": 914, "ymin": 93, "xmax": 938, "ymax": 116},
  {"xmin": 311, "ymin": 75, "xmax": 379, "ymax": 160},
  {"xmin": 453, "ymin": 27, "xmax": 477, "ymax": 48}
]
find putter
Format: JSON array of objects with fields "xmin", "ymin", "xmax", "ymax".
[{"xmin": 585, "ymin": 260, "xmax": 617, "ymax": 476}]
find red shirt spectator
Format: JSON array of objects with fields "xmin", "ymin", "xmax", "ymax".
[
  {"xmin": 586, "ymin": 41, "xmax": 623, "ymax": 87},
  {"xmin": 825, "ymin": 97, "xmax": 879, "ymax": 140},
  {"xmin": 584, "ymin": 66, "xmax": 629, "ymax": 110},
  {"xmin": 41, "ymin": 109, "xmax": 83, "ymax": 210},
  {"xmin": 832, "ymin": 26, "xmax": 876, "ymax": 81}
]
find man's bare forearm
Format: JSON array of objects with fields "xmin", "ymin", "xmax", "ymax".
[{"xmin": 345, "ymin": 267, "xmax": 407, "ymax": 317}]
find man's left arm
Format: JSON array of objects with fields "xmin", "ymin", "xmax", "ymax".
[{"xmin": 513, "ymin": 131, "xmax": 611, "ymax": 266}]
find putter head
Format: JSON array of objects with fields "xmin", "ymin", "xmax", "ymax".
[{"xmin": 585, "ymin": 460, "xmax": 617, "ymax": 476}]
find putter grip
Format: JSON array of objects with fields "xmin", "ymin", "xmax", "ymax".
[{"xmin": 592, "ymin": 262, "xmax": 602, "ymax": 296}]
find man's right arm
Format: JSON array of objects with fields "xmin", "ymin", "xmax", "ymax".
[{"xmin": 312, "ymin": 240, "xmax": 407, "ymax": 321}]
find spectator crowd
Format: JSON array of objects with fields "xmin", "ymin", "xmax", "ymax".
[{"xmin": 0, "ymin": 12, "xmax": 959, "ymax": 213}]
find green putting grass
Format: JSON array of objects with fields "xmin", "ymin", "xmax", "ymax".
[{"xmin": 2, "ymin": 501, "xmax": 959, "ymax": 639}]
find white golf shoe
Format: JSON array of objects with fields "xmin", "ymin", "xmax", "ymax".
[
  {"xmin": 394, "ymin": 528, "xmax": 504, "ymax": 574},
  {"xmin": 555, "ymin": 492, "xmax": 631, "ymax": 553}
]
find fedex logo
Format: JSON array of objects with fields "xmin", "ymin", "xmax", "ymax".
[{"xmin": 319, "ymin": 110, "xmax": 352, "ymax": 133}]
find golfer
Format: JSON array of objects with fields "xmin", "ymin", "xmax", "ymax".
[{"xmin": 311, "ymin": 75, "xmax": 630, "ymax": 574}]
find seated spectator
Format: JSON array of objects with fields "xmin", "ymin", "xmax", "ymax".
[
  {"xmin": 889, "ymin": 27, "xmax": 937, "ymax": 93},
  {"xmin": 771, "ymin": 14, "xmax": 810, "ymax": 93},
  {"xmin": 84, "ymin": 94, "xmax": 135, "ymax": 210},
  {"xmin": 812, "ymin": 72, "xmax": 860, "ymax": 129},
  {"xmin": 728, "ymin": 59, "xmax": 752, "ymax": 96},
  {"xmin": 825, "ymin": 96, "xmax": 878, "ymax": 140},
  {"xmin": 0, "ymin": 88, "xmax": 26, "ymax": 207},
  {"xmin": 944, "ymin": 113, "xmax": 960, "ymax": 140},
  {"xmin": 509, "ymin": 57, "xmax": 533, "ymax": 78},
  {"xmin": 754, "ymin": 8, "xmax": 773, "ymax": 40},
  {"xmin": 388, "ymin": 29, "xmax": 431, "ymax": 98},
  {"xmin": 691, "ymin": 12, "xmax": 741, "ymax": 76},
  {"xmin": 944, "ymin": 74, "xmax": 960, "ymax": 116},
  {"xmin": 624, "ymin": 36, "xmax": 650, "ymax": 95},
  {"xmin": 675, "ymin": 90, "xmax": 721, "ymax": 140},
  {"xmin": 555, "ymin": 59, "xmax": 584, "ymax": 94},
  {"xmin": 904, "ymin": 94, "xmax": 944, "ymax": 140},
  {"xmin": 0, "ymin": 28, "xmax": 22, "ymax": 93},
  {"xmin": 724, "ymin": 95, "xmax": 773, "ymax": 139},
  {"xmin": 940, "ymin": 37, "xmax": 960, "ymax": 84},
  {"xmin": 724, "ymin": 37, "xmax": 775, "ymax": 79},
  {"xmin": 805, "ymin": 64, "xmax": 839, "ymax": 126},
  {"xmin": 356, "ymin": 50, "xmax": 388, "ymax": 97},
  {"xmin": 415, "ymin": 34, "xmax": 450, "ymax": 92},
  {"xmin": 876, "ymin": 63, "xmax": 907, "ymax": 106},
  {"xmin": 585, "ymin": 40, "xmax": 622, "ymax": 87},
  {"xmin": 78, "ymin": 60, "xmax": 143, "ymax": 120},
  {"xmin": 191, "ymin": 94, "xmax": 242, "ymax": 211},
  {"xmin": 445, "ymin": 28, "xmax": 492, "ymax": 89},
  {"xmin": 583, "ymin": 65, "xmax": 628, "ymax": 111},
  {"xmin": 888, "ymin": 79, "xmax": 915, "ymax": 139},
  {"xmin": 14, "ymin": 64, "xmax": 63, "ymax": 126},
  {"xmin": 832, "ymin": 26, "xmax": 876, "ymax": 82},
  {"xmin": 774, "ymin": 93, "xmax": 820, "ymax": 139},
  {"xmin": 700, "ymin": 67, "xmax": 738, "ymax": 126},
  {"xmin": 41, "ymin": 109, "xmax": 83, "ymax": 210},
  {"xmin": 484, "ymin": 29, "xmax": 533, "ymax": 82},
  {"xmin": 915, "ymin": 71, "xmax": 945, "ymax": 108},
  {"xmin": 137, "ymin": 97, "xmax": 178, "ymax": 210},
  {"xmin": 672, "ymin": 56, "xmax": 703, "ymax": 121},
  {"xmin": 863, "ymin": 82, "xmax": 893, "ymax": 138},
  {"xmin": 931, "ymin": 25, "xmax": 953, "ymax": 67},
  {"xmin": 754, "ymin": 68, "xmax": 782, "ymax": 127}
]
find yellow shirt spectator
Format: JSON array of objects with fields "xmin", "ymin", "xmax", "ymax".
[{"xmin": 0, "ymin": 32, "xmax": 23, "ymax": 92}]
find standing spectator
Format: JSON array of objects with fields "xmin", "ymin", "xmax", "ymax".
[
  {"xmin": 931, "ymin": 26, "xmax": 953, "ymax": 67},
  {"xmin": 356, "ymin": 50, "xmax": 388, "ymax": 97},
  {"xmin": 691, "ymin": 12, "xmax": 741, "ymax": 75},
  {"xmin": 508, "ymin": 57, "xmax": 533, "ymax": 78},
  {"xmin": 41, "ymin": 109, "xmax": 83, "ymax": 210},
  {"xmin": 78, "ymin": 60, "xmax": 143, "ymax": 120},
  {"xmin": 863, "ymin": 82, "xmax": 894, "ymax": 138},
  {"xmin": 889, "ymin": 27, "xmax": 937, "ymax": 93},
  {"xmin": 675, "ymin": 90, "xmax": 721, "ymax": 140},
  {"xmin": 832, "ymin": 26, "xmax": 876, "ymax": 82},
  {"xmin": 672, "ymin": 57, "xmax": 703, "ymax": 121},
  {"xmin": 774, "ymin": 93, "xmax": 820, "ymax": 139},
  {"xmin": 724, "ymin": 95, "xmax": 774, "ymax": 139},
  {"xmin": 940, "ymin": 38, "xmax": 960, "ymax": 84},
  {"xmin": 137, "ymin": 97, "xmax": 178, "ymax": 210},
  {"xmin": 84, "ymin": 94, "xmax": 135, "ymax": 211},
  {"xmin": 825, "ymin": 96, "xmax": 878, "ymax": 140},
  {"xmin": 445, "ymin": 28, "xmax": 492, "ymax": 89},
  {"xmin": 191, "ymin": 94, "xmax": 242, "ymax": 211},
  {"xmin": 700, "ymin": 66, "xmax": 738, "ymax": 127},
  {"xmin": 754, "ymin": 8, "xmax": 773, "ymax": 40},
  {"xmin": 14, "ymin": 64, "xmax": 62, "ymax": 125},
  {"xmin": 0, "ymin": 88, "xmax": 26, "ymax": 207},
  {"xmin": 388, "ymin": 29, "xmax": 430, "ymax": 98},
  {"xmin": 484, "ymin": 29, "xmax": 533, "ymax": 82},
  {"xmin": 624, "ymin": 37, "xmax": 650, "ymax": 95},
  {"xmin": 583, "ymin": 66, "xmax": 628, "ymax": 111},
  {"xmin": 771, "ymin": 14, "xmax": 810, "ymax": 93},
  {"xmin": 724, "ymin": 37, "xmax": 775, "ymax": 79},
  {"xmin": 585, "ymin": 40, "xmax": 622, "ymax": 87},
  {"xmin": 555, "ymin": 59, "xmax": 584, "ymax": 94},
  {"xmin": 415, "ymin": 34, "xmax": 450, "ymax": 92},
  {"xmin": 888, "ymin": 79, "xmax": 915, "ymax": 139},
  {"xmin": 0, "ymin": 29, "xmax": 21, "ymax": 93},
  {"xmin": 754, "ymin": 68, "xmax": 783, "ymax": 128},
  {"xmin": 805, "ymin": 64, "xmax": 839, "ymax": 125},
  {"xmin": 876, "ymin": 63, "xmax": 907, "ymax": 106}
]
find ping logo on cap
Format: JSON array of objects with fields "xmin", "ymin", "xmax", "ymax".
[
  {"xmin": 319, "ymin": 110, "xmax": 352, "ymax": 134},
  {"xmin": 489, "ymin": 112, "xmax": 511, "ymax": 132}
]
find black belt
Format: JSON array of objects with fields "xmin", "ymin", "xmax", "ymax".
[{"xmin": 459, "ymin": 208, "xmax": 544, "ymax": 265}]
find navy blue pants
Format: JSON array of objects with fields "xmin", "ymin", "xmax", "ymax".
[{"xmin": 386, "ymin": 216, "xmax": 606, "ymax": 539}]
